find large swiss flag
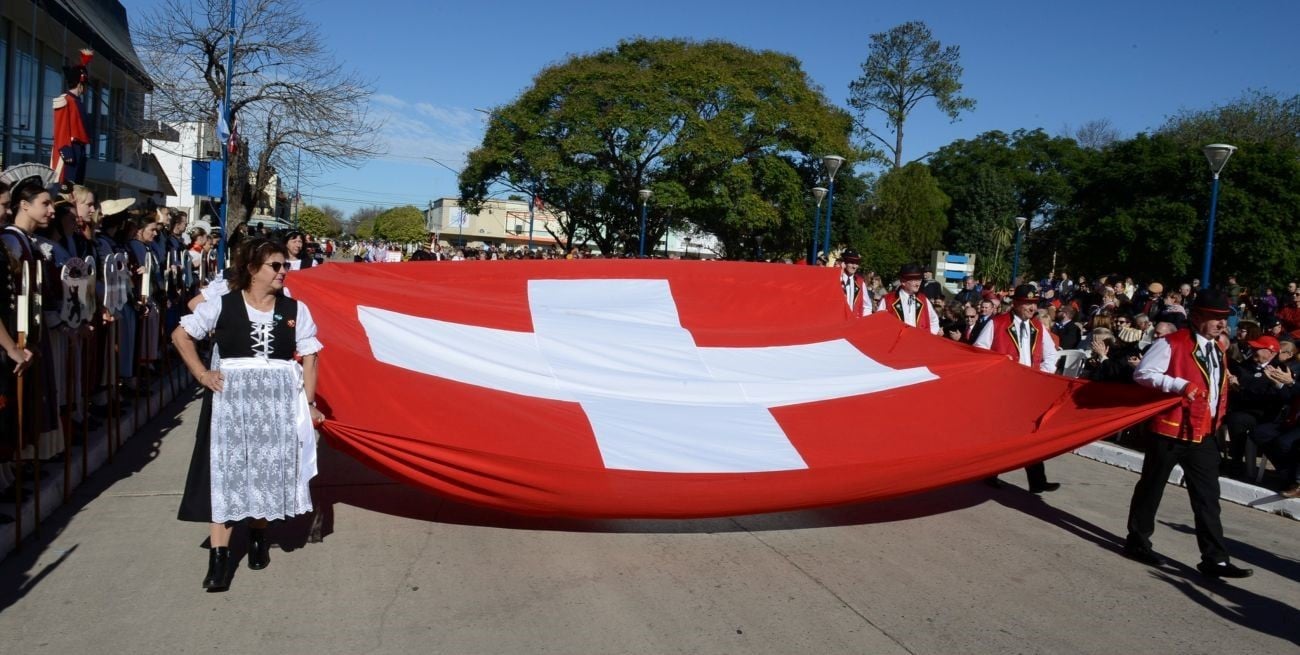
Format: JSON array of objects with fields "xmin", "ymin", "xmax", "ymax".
[{"xmin": 288, "ymin": 260, "xmax": 1177, "ymax": 518}]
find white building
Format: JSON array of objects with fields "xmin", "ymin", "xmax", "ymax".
[{"xmin": 427, "ymin": 197, "xmax": 720, "ymax": 258}]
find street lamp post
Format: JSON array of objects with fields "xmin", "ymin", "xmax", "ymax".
[
  {"xmin": 1200, "ymin": 143, "xmax": 1237, "ymax": 289},
  {"xmin": 809, "ymin": 187, "xmax": 827, "ymax": 264},
  {"xmin": 637, "ymin": 189, "xmax": 653, "ymax": 257},
  {"xmin": 755, "ymin": 235, "xmax": 764, "ymax": 262},
  {"xmin": 821, "ymin": 155, "xmax": 845, "ymax": 265},
  {"xmin": 1011, "ymin": 216, "xmax": 1028, "ymax": 286}
]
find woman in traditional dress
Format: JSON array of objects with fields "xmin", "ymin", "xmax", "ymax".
[
  {"xmin": 1, "ymin": 179, "xmax": 53, "ymax": 503},
  {"xmin": 173, "ymin": 238, "xmax": 325, "ymax": 592},
  {"xmin": 281, "ymin": 230, "xmax": 314, "ymax": 271}
]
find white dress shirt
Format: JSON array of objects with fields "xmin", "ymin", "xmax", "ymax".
[
  {"xmin": 1134, "ymin": 333, "xmax": 1222, "ymax": 417},
  {"xmin": 878, "ymin": 289, "xmax": 941, "ymax": 335},
  {"xmin": 973, "ymin": 315, "xmax": 1058, "ymax": 373}
]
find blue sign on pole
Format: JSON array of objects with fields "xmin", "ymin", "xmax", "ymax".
[{"xmin": 191, "ymin": 160, "xmax": 225, "ymax": 197}]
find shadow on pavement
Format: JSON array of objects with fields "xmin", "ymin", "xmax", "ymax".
[
  {"xmin": 280, "ymin": 442, "xmax": 991, "ymax": 540},
  {"xmin": 0, "ymin": 390, "xmax": 193, "ymax": 613},
  {"xmin": 992, "ymin": 485, "xmax": 1299, "ymax": 646}
]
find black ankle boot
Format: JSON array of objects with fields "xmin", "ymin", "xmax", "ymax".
[
  {"xmin": 248, "ymin": 529, "xmax": 270, "ymax": 571},
  {"xmin": 204, "ymin": 547, "xmax": 233, "ymax": 592}
]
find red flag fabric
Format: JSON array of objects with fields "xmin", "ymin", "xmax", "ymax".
[{"xmin": 288, "ymin": 261, "xmax": 1178, "ymax": 519}]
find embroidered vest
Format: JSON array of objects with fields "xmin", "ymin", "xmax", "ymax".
[
  {"xmin": 213, "ymin": 292, "xmax": 299, "ymax": 361},
  {"xmin": 986, "ymin": 313, "xmax": 1046, "ymax": 368},
  {"xmin": 882, "ymin": 291, "xmax": 932, "ymax": 331},
  {"xmin": 1149, "ymin": 329, "xmax": 1229, "ymax": 443},
  {"xmin": 841, "ymin": 274, "xmax": 869, "ymax": 317}
]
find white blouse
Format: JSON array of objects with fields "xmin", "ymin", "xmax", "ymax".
[{"xmin": 180, "ymin": 294, "xmax": 323, "ymax": 357}]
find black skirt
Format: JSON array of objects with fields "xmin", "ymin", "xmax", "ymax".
[{"xmin": 177, "ymin": 389, "xmax": 214, "ymax": 522}]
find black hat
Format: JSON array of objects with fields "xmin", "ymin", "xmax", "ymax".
[
  {"xmin": 839, "ymin": 249, "xmax": 861, "ymax": 264},
  {"xmin": 1190, "ymin": 289, "xmax": 1231, "ymax": 317},
  {"xmin": 1260, "ymin": 315, "xmax": 1279, "ymax": 330},
  {"xmin": 1012, "ymin": 283, "xmax": 1039, "ymax": 304},
  {"xmin": 62, "ymin": 49, "xmax": 93, "ymax": 88},
  {"xmin": 1153, "ymin": 312, "xmax": 1187, "ymax": 329},
  {"xmin": 899, "ymin": 262, "xmax": 924, "ymax": 281}
]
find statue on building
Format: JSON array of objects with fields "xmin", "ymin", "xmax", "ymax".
[{"xmin": 50, "ymin": 49, "xmax": 94, "ymax": 186}]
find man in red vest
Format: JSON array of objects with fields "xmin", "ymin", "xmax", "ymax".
[
  {"xmin": 878, "ymin": 263, "xmax": 940, "ymax": 335},
  {"xmin": 974, "ymin": 284, "xmax": 1061, "ymax": 492},
  {"xmin": 1124, "ymin": 290, "xmax": 1252, "ymax": 579},
  {"xmin": 837, "ymin": 249, "xmax": 872, "ymax": 317}
]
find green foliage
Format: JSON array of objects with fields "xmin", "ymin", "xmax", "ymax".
[
  {"xmin": 1160, "ymin": 90, "xmax": 1300, "ymax": 152},
  {"xmin": 1050, "ymin": 134, "xmax": 1300, "ymax": 285},
  {"xmin": 371, "ymin": 205, "xmax": 428, "ymax": 243},
  {"xmin": 459, "ymin": 37, "xmax": 856, "ymax": 257},
  {"xmin": 295, "ymin": 204, "xmax": 342, "ymax": 237},
  {"xmin": 929, "ymin": 129, "xmax": 1088, "ymax": 281},
  {"xmin": 848, "ymin": 21, "xmax": 975, "ymax": 168},
  {"xmin": 354, "ymin": 217, "xmax": 375, "ymax": 239},
  {"xmin": 856, "ymin": 163, "xmax": 949, "ymax": 276}
]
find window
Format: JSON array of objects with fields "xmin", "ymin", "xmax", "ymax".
[
  {"xmin": 6, "ymin": 28, "xmax": 40, "ymax": 165},
  {"xmin": 40, "ymin": 46, "xmax": 62, "ymax": 165},
  {"xmin": 0, "ymin": 19, "xmax": 7, "ymax": 167}
]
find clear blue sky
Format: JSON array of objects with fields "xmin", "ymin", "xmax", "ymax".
[{"xmin": 126, "ymin": 0, "xmax": 1299, "ymax": 215}]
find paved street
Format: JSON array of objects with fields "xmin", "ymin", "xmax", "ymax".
[{"xmin": 1, "ymin": 391, "xmax": 1296, "ymax": 654}]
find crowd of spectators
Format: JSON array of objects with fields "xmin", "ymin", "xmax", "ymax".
[{"xmin": 922, "ymin": 270, "xmax": 1299, "ymax": 496}]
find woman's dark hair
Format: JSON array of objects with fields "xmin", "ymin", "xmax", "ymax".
[
  {"xmin": 229, "ymin": 237, "xmax": 289, "ymax": 291},
  {"xmin": 7, "ymin": 178, "xmax": 50, "ymax": 217},
  {"xmin": 44, "ymin": 201, "xmax": 76, "ymax": 240},
  {"xmin": 281, "ymin": 230, "xmax": 305, "ymax": 250}
]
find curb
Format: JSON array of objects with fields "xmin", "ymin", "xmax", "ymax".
[
  {"xmin": 1073, "ymin": 442, "xmax": 1299, "ymax": 521},
  {"xmin": 0, "ymin": 370, "xmax": 194, "ymax": 561}
]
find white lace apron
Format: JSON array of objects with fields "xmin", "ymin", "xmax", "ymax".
[{"xmin": 209, "ymin": 356, "xmax": 317, "ymax": 523}]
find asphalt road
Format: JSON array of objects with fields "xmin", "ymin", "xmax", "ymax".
[{"xmin": 1, "ymin": 391, "xmax": 1296, "ymax": 654}]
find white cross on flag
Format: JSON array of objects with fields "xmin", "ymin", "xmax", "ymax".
[{"xmin": 289, "ymin": 261, "xmax": 1178, "ymax": 519}]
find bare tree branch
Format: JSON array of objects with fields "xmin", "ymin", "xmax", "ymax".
[{"xmin": 133, "ymin": 0, "xmax": 384, "ymax": 223}]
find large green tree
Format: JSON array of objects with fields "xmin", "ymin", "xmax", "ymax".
[
  {"xmin": 459, "ymin": 38, "xmax": 855, "ymax": 258},
  {"xmin": 1049, "ymin": 134, "xmax": 1300, "ymax": 285},
  {"xmin": 928, "ymin": 129, "xmax": 1088, "ymax": 281},
  {"xmin": 372, "ymin": 206, "xmax": 428, "ymax": 243},
  {"xmin": 296, "ymin": 204, "xmax": 342, "ymax": 237},
  {"xmin": 856, "ymin": 163, "xmax": 949, "ymax": 276},
  {"xmin": 1160, "ymin": 90, "xmax": 1300, "ymax": 153},
  {"xmin": 848, "ymin": 21, "xmax": 975, "ymax": 169}
]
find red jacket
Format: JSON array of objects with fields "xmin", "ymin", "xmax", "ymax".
[
  {"xmin": 881, "ymin": 291, "xmax": 932, "ymax": 332},
  {"xmin": 1149, "ymin": 329, "xmax": 1229, "ymax": 443},
  {"xmin": 986, "ymin": 313, "xmax": 1047, "ymax": 368}
]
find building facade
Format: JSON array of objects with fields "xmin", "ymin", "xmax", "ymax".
[
  {"xmin": 2, "ymin": 0, "xmax": 168, "ymax": 202},
  {"xmin": 427, "ymin": 197, "xmax": 718, "ymax": 258}
]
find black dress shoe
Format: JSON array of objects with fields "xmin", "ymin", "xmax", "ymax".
[
  {"xmin": 1122, "ymin": 544, "xmax": 1165, "ymax": 567},
  {"xmin": 248, "ymin": 528, "xmax": 270, "ymax": 571},
  {"xmin": 1029, "ymin": 482, "xmax": 1062, "ymax": 494},
  {"xmin": 1197, "ymin": 560, "xmax": 1253, "ymax": 579},
  {"xmin": 203, "ymin": 547, "xmax": 234, "ymax": 592}
]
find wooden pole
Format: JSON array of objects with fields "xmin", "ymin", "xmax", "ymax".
[
  {"xmin": 63, "ymin": 332, "xmax": 73, "ymax": 503},
  {"xmin": 14, "ymin": 332, "xmax": 25, "ymax": 547},
  {"xmin": 81, "ymin": 330, "xmax": 90, "ymax": 484}
]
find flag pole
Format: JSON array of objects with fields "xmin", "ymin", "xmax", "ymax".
[{"xmin": 217, "ymin": 0, "xmax": 237, "ymax": 269}]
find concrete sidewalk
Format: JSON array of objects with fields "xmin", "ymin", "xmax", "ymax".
[{"xmin": 1, "ymin": 392, "xmax": 1296, "ymax": 654}]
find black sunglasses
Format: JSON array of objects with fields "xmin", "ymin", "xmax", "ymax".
[{"xmin": 264, "ymin": 262, "xmax": 286, "ymax": 273}]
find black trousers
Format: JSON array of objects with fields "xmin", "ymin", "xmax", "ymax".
[
  {"xmin": 1126, "ymin": 435, "xmax": 1229, "ymax": 563},
  {"xmin": 1024, "ymin": 461, "xmax": 1048, "ymax": 488}
]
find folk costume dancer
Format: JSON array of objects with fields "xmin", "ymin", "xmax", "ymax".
[
  {"xmin": 32, "ymin": 223, "xmax": 70, "ymax": 468},
  {"xmin": 973, "ymin": 284, "xmax": 1062, "ymax": 493},
  {"xmin": 50, "ymin": 50, "xmax": 94, "ymax": 187},
  {"xmin": 838, "ymin": 249, "xmax": 872, "ymax": 317},
  {"xmin": 1123, "ymin": 290, "xmax": 1253, "ymax": 579},
  {"xmin": 2, "ymin": 176, "xmax": 56, "ymax": 531},
  {"xmin": 878, "ymin": 263, "xmax": 941, "ymax": 335},
  {"xmin": 174, "ymin": 238, "xmax": 325, "ymax": 592}
]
